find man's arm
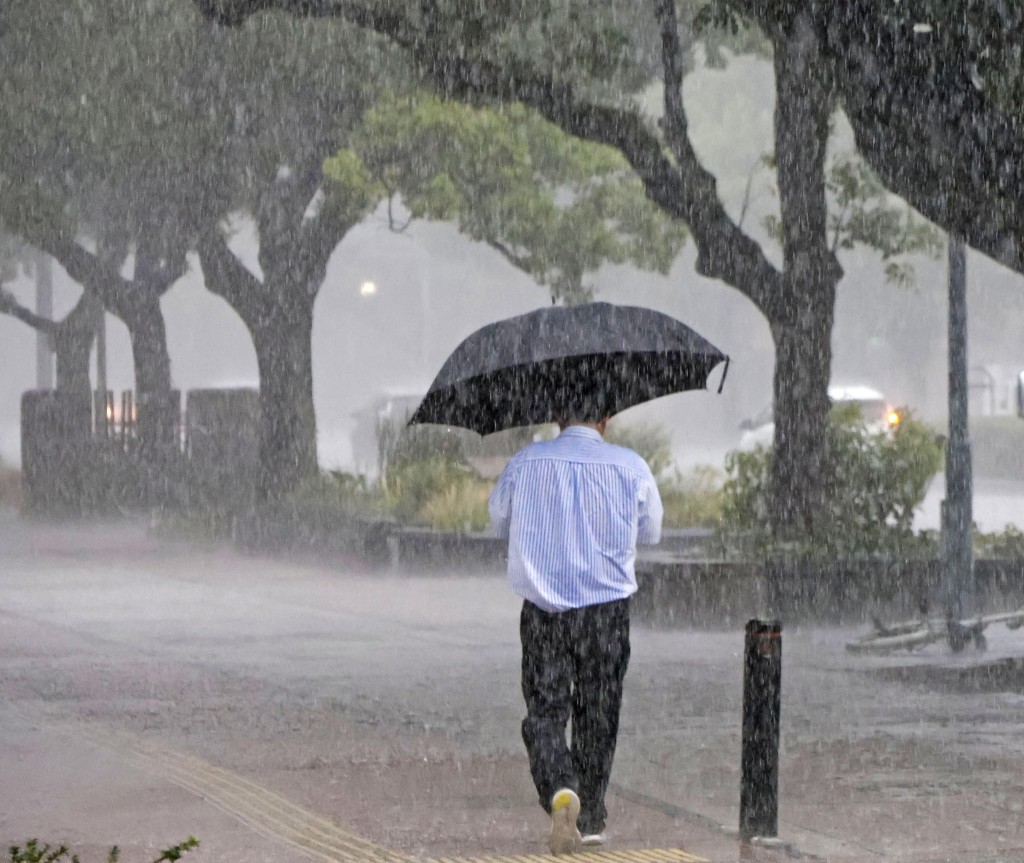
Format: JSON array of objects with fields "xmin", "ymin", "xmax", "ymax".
[
  {"xmin": 488, "ymin": 461, "xmax": 515, "ymax": 539},
  {"xmin": 637, "ymin": 471, "xmax": 664, "ymax": 546}
]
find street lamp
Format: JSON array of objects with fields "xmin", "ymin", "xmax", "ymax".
[
  {"xmin": 942, "ymin": 234, "xmax": 974, "ymax": 648},
  {"xmin": 359, "ymin": 280, "xmax": 378, "ymax": 297}
]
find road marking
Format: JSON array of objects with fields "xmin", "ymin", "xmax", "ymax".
[{"xmin": 78, "ymin": 726, "xmax": 707, "ymax": 863}]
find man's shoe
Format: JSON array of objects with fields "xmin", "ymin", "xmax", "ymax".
[
  {"xmin": 580, "ymin": 834, "xmax": 606, "ymax": 848},
  {"xmin": 548, "ymin": 788, "xmax": 582, "ymax": 855}
]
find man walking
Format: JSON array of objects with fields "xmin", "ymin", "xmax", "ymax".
[{"xmin": 488, "ymin": 408, "xmax": 664, "ymax": 854}]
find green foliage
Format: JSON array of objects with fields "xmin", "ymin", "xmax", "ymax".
[
  {"xmin": 342, "ymin": 93, "xmax": 687, "ymax": 303},
  {"xmin": 368, "ymin": 411, "xmax": 484, "ymax": 527},
  {"xmin": 975, "ymin": 525, "xmax": 1024, "ymax": 560},
  {"xmin": 604, "ymin": 420, "xmax": 724, "ymax": 528},
  {"xmin": 723, "ymin": 407, "xmax": 944, "ymax": 558},
  {"xmin": 7, "ymin": 838, "xmax": 197, "ymax": 863},
  {"xmin": 763, "ymin": 149, "xmax": 943, "ymax": 286},
  {"xmin": 385, "ymin": 458, "xmax": 483, "ymax": 528},
  {"xmin": 604, "ymin": 419, "xmax": 674, "ymax": 480},
  {"xmin": 415, "ymin": 473, "xmax": 493, "ymax": 533},
  {"xmin": 824, "ymin": 153, "xmax": 944, "ymax": 274},
  {"xmin": 286, "ymin": 470, "xmax": 385, "ymax": 522},
  {"xmin": 660, "ymin": 465, "xmax": 724, "ymax": 529}
]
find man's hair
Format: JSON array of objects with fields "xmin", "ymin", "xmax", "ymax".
[{"xmin": 557, "ymin": 389, "xmax": 609, "ymax": 424}]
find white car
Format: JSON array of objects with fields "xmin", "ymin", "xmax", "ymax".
[{"xmin": 738, "ymin": 385, "xmax": 901, "ymax": 451}]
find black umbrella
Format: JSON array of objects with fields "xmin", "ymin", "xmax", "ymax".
[{"xmin": 409, "ymin": 302, "xmax": 729, "ymax": 435}]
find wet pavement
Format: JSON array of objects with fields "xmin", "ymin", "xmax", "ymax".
[{"xmin": 2, "ymin": 512, "xmax": 1024, "ymax": 863}]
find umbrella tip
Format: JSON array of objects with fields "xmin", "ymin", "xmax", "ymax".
[{"xmin": 717, "ymin": 356, "xmax": 731, "ymax": 394}]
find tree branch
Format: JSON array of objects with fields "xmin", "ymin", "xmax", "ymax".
[
  {"xmin": 0, "ymin": 287, "xmax": 57, "ymax": 335},
  {"xmin": 37, "ymin": 235, "xmax": 137, "ymax": 322},
  {"xmin": 655, "ymin": 0, "xmax": 688, "ymax": 154},
  {"xmin": 196, "ymin": 230, "xmax": 268, "ymax": 328},
  {"xmin": 199, "ymin": 0, "xmax": 782, "ymax": 312},
  {"xmin": 772, "ymin": 9, "xmax": 841, "ymax": 317},
  {"xmin": 484, "ymin": 238, "xmax": 535, "ymax": 279}
]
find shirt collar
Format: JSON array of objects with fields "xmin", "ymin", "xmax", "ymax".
[{"xmin": 558, "ymin": 425, "xmax": 604, "ymax": 442}]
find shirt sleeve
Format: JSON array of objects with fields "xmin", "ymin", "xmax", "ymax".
[
  {"xmin": 488, "ymin": 461, "xmax": 515, "ymax": 539},
  {"xmin": 637, "ymin": 469, "xmax": 664, "ymax": 545}
]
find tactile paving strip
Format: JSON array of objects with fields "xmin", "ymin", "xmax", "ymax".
[{"xmin": 80, "ymin": 726, "xmax": 708, "ymax": 863}]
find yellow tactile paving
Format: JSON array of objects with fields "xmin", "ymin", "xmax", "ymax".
[
  {"xmin": 76, "ymin": 725, "xmax": 707, "ymax": 863},
  {"xmin": 444, "ymin": 853, "xmax": 706, "ymax": 863}
]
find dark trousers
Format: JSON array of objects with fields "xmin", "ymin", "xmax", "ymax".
[{"xmin": 520, "ymin": 598, "xmax": 631, "ymax": 835}]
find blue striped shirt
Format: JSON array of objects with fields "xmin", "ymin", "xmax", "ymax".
[{"xmin": 488, "ymin": 426, "xmax": 664, "ymax": 612}]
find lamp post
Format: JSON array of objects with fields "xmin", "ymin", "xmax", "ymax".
[
  {"xmin": 942, "ymin": 234, "xmax": 974, "ymax": 647},
  {"xmin": 34, "ymin": 251, "xmax": 53, "ymax": 389}
]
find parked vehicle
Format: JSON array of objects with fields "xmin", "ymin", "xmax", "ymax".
[{"xmin": 738, "ymin": 384, "xmax": 902, "ymax": 451}]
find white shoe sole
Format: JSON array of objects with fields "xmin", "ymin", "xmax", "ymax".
[{"xmin": 548, "ymin": 788, "xmax": 582, "ymax": 855}]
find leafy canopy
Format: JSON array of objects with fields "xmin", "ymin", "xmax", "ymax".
[{"xmin": 326, "ymin": 93, "xmax": 687, "ymax": 303}]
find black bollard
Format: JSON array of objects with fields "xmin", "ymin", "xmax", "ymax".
[{"xmin": 739, "ymin": 619, "xmax": 782, "ymax": 841}]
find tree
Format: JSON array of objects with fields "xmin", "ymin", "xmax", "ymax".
[
  {"xmin": 809, "ymin": 1, "xmax": 1024, "ymax": 275},
  {"xmin": 192, "ymin": 9, "xmax": 688, "ymax": 503},
  {"xmin": 346, "ymin": 93, "xmax": 687, "ymax": 304},
  {"xmin": 192, "ymin": 13, "xmax": 404, "ymax": 502},
  {"xmin": 189, "ymin": 0, "xmax": 940, "ymax": 543},
  {"xmin": 200, "ymin": 71, "xmax": 686, "ymax": 501},
  {"xmin": 195, "ymin": 0, "xmax": 1024, "ymax": 279},
  {"xmin": 0, "ymin": 0, "xmax": 202, "ymax": 474},
  {"xmin": 0, "ymin": 284, "xmax": 101, "ymax": 394}
]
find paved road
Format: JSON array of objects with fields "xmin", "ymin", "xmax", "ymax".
[{"xmin": 3, "ymin": 513, "xmax": 1024, "ymax": 863}]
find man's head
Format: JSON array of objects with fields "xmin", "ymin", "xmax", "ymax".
[
  {"xmin": 557, "ymin": 415, "xmax": 612, "ymax": 436},
  {"xmin": 556, "ymin": 389, "xmax": 612, "ymax": 435}
]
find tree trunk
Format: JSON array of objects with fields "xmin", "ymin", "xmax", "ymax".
[
  {"xmin": 767, "ymin": 13, "xmax": 842, "ymax": 542},
  {"xmin": 768, "ymin": 287, "xmax": 836, "ymax": 539},
  {"xmin": 251, "ymin": 297, "xmax": 318, "ymax": 503},
  {"xmin": 52, "ymin": 292, "xmax": 101, "ymax": 393},
  {"xmin": 122, "ymin": 289, "xmax": 177, "ymax": 505}
]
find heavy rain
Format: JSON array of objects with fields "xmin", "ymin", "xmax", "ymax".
[{"xmin": 2, "ymin": 2, "xmax": 1024, "ymax": 862}]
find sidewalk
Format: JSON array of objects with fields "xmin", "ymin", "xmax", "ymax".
[{"xmin": 2, "ymin": 515, "xmax": 1024, "ymax": 863}]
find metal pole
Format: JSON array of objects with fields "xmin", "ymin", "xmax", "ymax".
[
  {"xmin": 96, "ymin": 312, "xmax": 107, "ymax": 400},
  {"xmin": 739, "ymin": 619, "xmax": 782, "ymax": 840},
  {"xmin": 35, "ymin": 252, "xmax": 53, "ymax": 389},
  {"xmin": 419, "ymin": 243, "xmax": 430, "ymax": 369},
  {"xmin": 95, "ymin": 312, "xmax": 108, "ymax": 436},
  {"xmin": 942, "ymin": 235, "xmax": 974, "ymax": 646}
]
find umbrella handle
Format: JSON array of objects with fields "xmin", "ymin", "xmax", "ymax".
[{"xmin": 717, "ymin": 356, "xmax": 731, "ymax": 394}]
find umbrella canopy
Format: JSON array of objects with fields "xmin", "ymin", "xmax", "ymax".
[{"xmin": 409, "ymin": 303, "xmax": 729, "ymax": 435}]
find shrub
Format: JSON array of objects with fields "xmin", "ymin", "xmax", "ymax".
[
  {"xmin": 722, "ymin": 407, "xmax": 944, "ymax": 558},
  {"xmin": 605, "ymin": 419, "xmax": 673, "ymax": 480},
  {"xmin": 417, "ymin": 476, "xmax": 493, "ymax": 532},
  {"xmin": 383, "ymin": 457, "xmax": 481, "ymax": 525},
  {"xmin": 975, "ymin": 524, "xmax": 1024, "ymax": 559},
  {"xmin": 659, "ymin": 465, "xmax": 724, "ymax": 529},
  {"xmin": 288, "ymin": 470, "xmax": 384, "ymax": 520},
  {"xmin": 8, "ymin": 837, "xmax": 198, "ymax": 863}
]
